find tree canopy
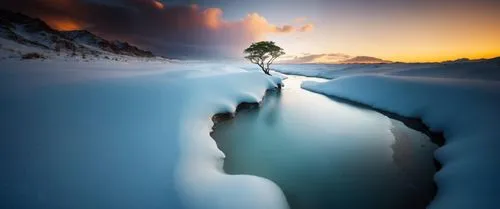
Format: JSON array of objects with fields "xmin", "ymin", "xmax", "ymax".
[{"xmin": 244, "ymin": 41, "xmax": 285, "ymax": 75}]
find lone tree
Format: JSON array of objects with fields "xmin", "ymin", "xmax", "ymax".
[{"xmin": 244, "ymin": 41, "xmax": 285, "ymax": 75}]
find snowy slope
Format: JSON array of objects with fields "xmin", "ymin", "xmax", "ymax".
[
  {"xmin": 0, "ymin": 60, "xmax": 286, "ymax": 209},
  {"xmin": 302, "ymin": 75, "xmax": 500, "ymax": 209},
  {"xmin": 61, "ymin": 30, "xmax": 154, "ymax": 57},
  {"xmin": 0, "ymin": 9, "xmax": 155, "ymax": 60}
]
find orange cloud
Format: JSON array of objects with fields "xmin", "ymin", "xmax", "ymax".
[
  {"xmin": 298, "ymin": 24, "xmax": 314, "ymax": 32},
  {"xmin": 239, "ymin": 12, "xmax": 308, "ymax": 36},
  {"xmin": 275, "ymin": 25, "xmax": 295, "ymax": 33},
  {"xmin": 203, "ymin": 8, "xmax": 223, "ymax": 29},
  {"xmin": 152, "ymin": 0, "xmax": 164, "ymax": 10},
  {"xmin": 44, "ymin": 17, "xmax": 83, "ymax": 31},
  {"xmin": 187, "ymin": 9, "xmax": 307, "ymax": 41}
]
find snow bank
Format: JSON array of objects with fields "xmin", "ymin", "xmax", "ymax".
[
  {"xmin": 302, "ymin": 75, "xmax": 500, "ymax": 209},
  {"xmin": 175, "ymin": 71, "xmax": 287, "ymax": 209},
  {"xmin": 0, "ymin": 60, "xmax": 287, "ymax": 209}
]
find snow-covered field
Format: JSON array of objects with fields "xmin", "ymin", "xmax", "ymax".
[
  {"xmin": 0, "ymin": 59, "xmax": 286, "ymax": 209},
  {"xmin": 2, "ymin": 55, "xmax": 499, "ymax": 209},
  {"xmin": 276, "ymin": 61, "xmax": 500, "ymax": 209}
]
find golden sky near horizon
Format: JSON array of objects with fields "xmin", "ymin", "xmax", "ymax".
[{"xmin": 266, "ymin": 0, "xmax": 500, "ymax": 62}]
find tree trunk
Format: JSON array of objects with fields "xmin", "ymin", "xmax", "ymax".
[
  {"xmin": 259, "ymin": 65, "xmax": 270, "ymax": 75},
  {"xmin": 264, "ymin": 68, "xmax": 271, "ymax": 76}
]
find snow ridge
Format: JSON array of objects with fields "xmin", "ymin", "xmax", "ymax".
[{"xmin": 175, "ymin": 71, "xmax": 289, "ymax": 209}]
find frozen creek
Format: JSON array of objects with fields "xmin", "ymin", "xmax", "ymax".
[{"xmin": 211, "ymin": 75, "xmax": 439, "ymax": 209}]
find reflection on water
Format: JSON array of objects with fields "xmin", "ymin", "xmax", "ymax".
[{"xmin": 211, "ymin": 76, "xmax": 437, "ymax": 209}]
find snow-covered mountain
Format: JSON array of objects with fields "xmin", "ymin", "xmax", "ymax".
[
  {"xmin": 61, "ymin": 30, "xmax": 154, "ymax": 57},
  {"xmin": 0, "ymin": 9, "xmax": 154, "ymax": 59}
]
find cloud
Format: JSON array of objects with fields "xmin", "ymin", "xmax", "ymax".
[
  {"xmin": 274, "ymin": 25, "xmax": 295, "ymax": 33},
  {"xmin": 0, "ymin": 0, "xmax": 313, "ymax": 58},
  {"xmin": 151, "ymin": 0, "xmax": 164, "ymax": 9},
  {"xmin": 298, "ymin": 24, "xmax": 314, "ymax": 32},
  {"xmin": 240, "ymin": 13, "xmax": 297, "ymax": 36},
  {"xmin": 203, "ymin": 8, "xmax": 223, "ymax": 29}
]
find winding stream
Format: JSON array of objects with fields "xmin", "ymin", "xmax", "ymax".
[{"xmin": 211, "ymin": 75, "xmax": 438, "ymax": 209}]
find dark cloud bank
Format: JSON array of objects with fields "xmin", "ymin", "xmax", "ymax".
[{"xmin": 0, "ymin": 0, "xmax": 313, "ymax": 59}]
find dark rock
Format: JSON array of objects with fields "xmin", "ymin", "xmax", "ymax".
[{"xmin": 21, "ymin": 52, "xmax": 45, "ymax": 60}]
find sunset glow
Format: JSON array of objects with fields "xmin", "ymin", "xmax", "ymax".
[
  {"xmin": 152, "ymin": 0, "xmax": 164, "ymax": 10},
  {"xmin": 45, "ymin": 18, "xmax": 82, "ymax": 31},
  {"xmin": 203, "ymin": 8, "xmax": 223, "ymax": 29},
  {"xmin": 267, "ymin": 0, "xmax": 500, "ymax": 63}
]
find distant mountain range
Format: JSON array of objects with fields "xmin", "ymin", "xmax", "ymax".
[
  {"xmin": 278, "ymin": 53, "xmax": 500, "ymax": 65},
  {"xmin": 442, "ymin": 57, "xmax": 500, "ymax": 64},
  {"xmin": 0, "ymin": 9, "xmax": 154, "ymax": 59},
  {"xmin": 279, "ymin": 53, "xmax": 392, "ymax": 64},
  {"xmin": 337, "ymin": 56, "xmax": 391, "ymax": 64}
]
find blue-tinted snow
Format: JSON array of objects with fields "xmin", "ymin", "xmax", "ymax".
[{"xmin": 0, "ymin": 60, "xmax": 287, "ymax": 209}]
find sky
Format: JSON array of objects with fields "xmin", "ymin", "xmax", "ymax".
[{"xmin": 1, "ymin": 0, "xmax": 500, "ymax": 62}]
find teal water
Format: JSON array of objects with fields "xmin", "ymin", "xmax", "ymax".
[{"xmin": 212, "ymin": 75, "xmax": 438, "ymax": 209}]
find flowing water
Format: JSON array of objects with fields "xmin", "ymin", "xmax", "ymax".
[{"xmin": 211, "ymin": 75, "xmax": 438, "ymax": 209}]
